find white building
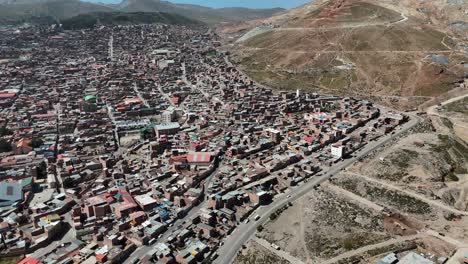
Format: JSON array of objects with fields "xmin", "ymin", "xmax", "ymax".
[{"xmin": 331, "ymin": 144, "xmax": 345, "ymax": 158}]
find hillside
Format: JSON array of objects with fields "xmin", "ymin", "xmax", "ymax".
[
  {"xmin": 0, "ymin": 0, "xmax": 114, "ymax": 24},
  {"xmin": 61, "ymin": 11, "xmax": 201, "ymax": 29},
  {"xmin": 231, "ymin": 0, "xmax": 468, "ymax": 110},
  {"xmin": 119, "ymin": 0, "xmax": 284, "ymax": 24},
  {"xmin": 0, "ymin": 0, "xmax": 284, "ymax": 26}
]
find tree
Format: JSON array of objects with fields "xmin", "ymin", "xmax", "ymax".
[
  {"xmin": 62, "ymin": 177, "xmax": 74, "ymax": 189},
  {"xmin": 0, "ymin": 127, "xmax": 12, "ymax": 136},
  {"xmin": 0, "ymin": 138, "xmax": 12, "ymax": 153},
  {"xmin": 37, "ymin": 161, "xmax": 47, "ymax": 178},
  {"xmin": 257, "ymin": 225, "xmax": 264, "ymax": 232},
  {"xmin": 30, "ymin": 138, "xmax": 44, "ymax": 148}
]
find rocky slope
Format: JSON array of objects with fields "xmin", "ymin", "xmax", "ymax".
[{"xmin": 230, "ymin": 0, "xmax": 468, "ymax": 110}]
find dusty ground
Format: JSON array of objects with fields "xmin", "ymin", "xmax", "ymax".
[
  {"xmin": 119, "ymin": 133, "xmax": 140, "ymax": 147},
  {"xmin": 228, "ymin": 0, "xmax": 468, "ymax": 110},
  {"xmin": 441, "ymin": 97, "xmax": 468, "ymax": 143},
  {"xmin": 259, "ymin": 187, "xmax": 391, "ymax": 263},
  {"xmin": 240, "ymin": 102, "xmax": 468, "ymax": 263},
  {"xmin": 233, "ymin": 240, "xmax": 290, "ymax": 264},
  {"xmin": 350, "ymin": 116, "xmax": 468, "ymax": 211}
]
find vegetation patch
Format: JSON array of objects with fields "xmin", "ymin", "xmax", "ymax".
[
  {"xmin": 443, "ymin": 97, "xmax": 468, "ymax": 114},
  {"xmin": 335, "ymin": 177, "xmax": 433, "ymax": 215},
  {"xmin": 234, "ymin": 242, "xmax": 289, "ymax": 264}
]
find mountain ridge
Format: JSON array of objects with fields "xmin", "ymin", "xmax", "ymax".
[{"xmin": 0, "ymin": 0, "xmax": 285, "ymax": 25}]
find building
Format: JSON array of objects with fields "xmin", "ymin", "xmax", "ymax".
[
  {"xmin": 154, "ymin": 122, "xmax": 180, "ymax": 138},
  {"xmin": 331, "ymin": 144, "xmax": 346, "ymax": 159},
  {"xmin": 399, "ymin": 252, "xmax": 434, "ymax": 264},
  {"xmin": 187, "ymin": 152, "xmax": 213, "ymax": 167},
  {"xmin": 0, "ymin": 181, "xmax": 23, "ymax": 207}
]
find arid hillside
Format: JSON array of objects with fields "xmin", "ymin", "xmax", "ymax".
[{"xmin": 229, "ymin": 0, "xmax": 468, "ymax": 110}]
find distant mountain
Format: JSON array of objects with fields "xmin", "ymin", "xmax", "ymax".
[
  {"xmin": 119, "ymin": 0, "xmax": 285, "ymax": 24},
  {"xmin": 0, "ymin": 0, "xmax": 285, "ymax": 26},
  {"xmin": 0, "ymin": 0, "xmax": 114, "ymax": 24},
  {"xmin": 61, "ymin": 11, "xmax": 201, "ymax": 29}
]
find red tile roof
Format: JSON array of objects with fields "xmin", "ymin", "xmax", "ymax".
[
  {"xmin": 18, "ymin": 257, "xmax": 42, "ymax": 264},
  {"xmin": 187, "ymin": 152, "xmax": 212, "ymax": 163},
  {"xmin": 0, "ymin": 93, "xmax": 16, "ymax": 99}
]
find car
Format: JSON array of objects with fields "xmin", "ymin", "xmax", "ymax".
[
  {"xmin": 244, "ymin": 219, "xmax": 249, "ymax": 224},
  {"xmin": 286, "ymin": 195, "xmax": 291, "ymax": 198},
  {"xmin": 254, "ymin": 215, "xmax": 260, "ymax": 221}
]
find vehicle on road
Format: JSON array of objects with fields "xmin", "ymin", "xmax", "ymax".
[
  {"xmin": 244, "ymin": 219, "xmax": 249, "ymax": 224},
  {"xmin": 254, "ymin": 215, "xmax": 260, "ymax": 221}
]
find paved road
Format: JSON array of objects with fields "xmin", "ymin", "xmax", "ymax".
[
  {"xmin": 214, "ymin": 115, "xmax": 421, "ymax": 264},
  {"xmin": 133, "ymin": 82, "xmax": 150, "ymax": 107}
]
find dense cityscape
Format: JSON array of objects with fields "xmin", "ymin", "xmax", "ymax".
[{"xmin": 0, "ymin": 23, "xmax": 416, "ymax": 264}]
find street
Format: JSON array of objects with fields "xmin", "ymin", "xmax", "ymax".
[{"xmin": 214, "ymin": 114, "xmax": 421, "ymax": 264}]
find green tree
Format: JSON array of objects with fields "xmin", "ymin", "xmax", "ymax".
[
  {"xmin": 0, "ymin": 138, "xmax": 12, "ymax": 153},
  {"xmin": 257, "ymin": 225, "xmax": 264, "ymax": 232},
  {"xmin": 0, "ymin": 127, "xmax": 12, "ymax": 136},
  {"xmin": 30, "ymin": 138, "xmax": 44, "ymax": 148}
]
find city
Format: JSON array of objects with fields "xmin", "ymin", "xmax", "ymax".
[{"xmin": 1, "ymin": 0, "xmax": 468, "ymax": 263}]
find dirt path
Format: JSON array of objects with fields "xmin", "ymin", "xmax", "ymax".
[
  {"xmin": 321, "ymin": 233, "xmax": 424, "ymax": 264},
  {"xmin": 427, "ymin": 93, "xmax": 468, "ymax": 130},
  {"xmin": 252, "ymin": 236, "xmax": 305, "ymax": 264},
  {"xmin": 299, "ymin": 198, "xmax": 313, "ymax": 263},
  {"xmin": 346, "ymin": 172, "xmax": 468, "ymax": 216},
  {"xmin": 325, "ymin": 183, "xmax": 384, "ymax": 212},
  {"xmin": 237, "ymin": 45, "xmax": 455, "ymax": 54}
]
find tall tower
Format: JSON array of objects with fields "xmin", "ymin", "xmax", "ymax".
[{"xmin": 108, "ymin": 35, "xmax": 114, "ymax": 62}]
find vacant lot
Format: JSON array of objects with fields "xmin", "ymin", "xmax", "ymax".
[
  {"xmin": 334, "ymin": 175, "xmax": 433, "ymax": 216},
  {"xmin": 234, "ymin": 241, "xmax": 290, "ymax": 264},
  {"xmin": 354, "ymin": 127, "xmax": 468, "ymax": 211},
  {"xmin": 259, "ymin": 187, "xmax": 391, "ymax": 263},
  {"xmin": 443, "ymin": 97, "xmax": 468, "ymax": 115}
]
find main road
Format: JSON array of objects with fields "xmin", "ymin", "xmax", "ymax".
[{"xmin": 214, "ymin": 114, "xmax": 421, "ymax": 264}]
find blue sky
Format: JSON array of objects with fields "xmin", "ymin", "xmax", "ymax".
[{"xmin": 87, "ymin": 0, "xmax": 312, "ymax": 9}]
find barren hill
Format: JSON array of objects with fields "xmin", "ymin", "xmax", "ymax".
[{"xmin": 230, "ymin": 0, "xmax": 468, "ymax": 110}]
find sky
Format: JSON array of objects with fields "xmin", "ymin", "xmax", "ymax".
[{"xmin": 87, "ymin": 0, "xmax": 312, "ymax": 9}]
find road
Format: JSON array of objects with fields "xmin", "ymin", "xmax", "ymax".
[
  {"xmin": 214, "ymin": 114, "xmax": 421, "ymax": 264},
  {"xmin": 426, "ymin": 93, "xmax": 468, "ymax": 129},
  {"xmin": 133, "ymin": 82, "xmax": 150, "ymax": 107}
]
